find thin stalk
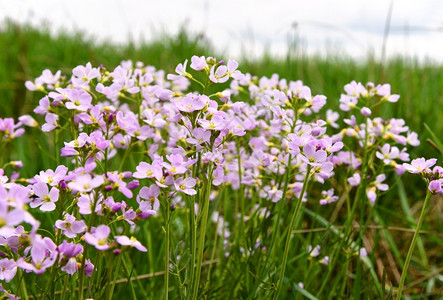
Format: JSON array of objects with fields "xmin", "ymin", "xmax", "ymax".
[
  {"xmin": 273, "ymin": 165, "xmax": 311, "ymax": 300},
  {"xmin": 205, "ymin": 194, "xmax": 222, "ymax": 286},
  {"xmin": 42, "ymin": 254, "xmax": 59, "ymax": 299},
  {"xmin": 121, "ymin": 254, "xmax": 139, "ymax": 300},
  {"xmin": 78, "ymin": 193, "xmax": 100, "ymax": 300},
  {"xmin": 188, "ymin": 153, "xmax": 200, "ymax": 298},
  {"xmin": 191, "ymin": 165, "xmax": 214, "ymax": 300},
  {"xmin": 119, "ymin": 141, "xmax": 135, "ymax": 172},
  {"xmin": 318, "ymin": 119, "xmax": 371, "ymax": 296},
  {"xmin": 268, "ymin": 154, "xmax": 293, "ymax": 260},
  {"xmin": 188, "ymin": 194, "xmax": 197, "ymax": 297},
  {"xmin": 145, "ymin": 223, "xmax": 155, "ymax": 297},
  {"xmin": 16, "ymin": 268, "xmax": 28, "ymax": 299},
  {"xmin": 236, "ymin": 142, "xmax": 245, "ymax": 245},
  {"xmin": 108, "ymin": 254, "xmax": 122, "ymax": 300},
  {"xmin": 0, "ymin": 138, "xmax": 4, "ymax": 166},
  {"xmin": 397, "ymin": 190, "xmax": 432, "ymax": 299},
  {"xmin": 55, "ymin": 129, "xmax": 60, "ymax": 165},
  {"xmin": 61, "ymin": 275, "xmax": 69, "ymax": 300},
  {"xmin": 164, "ymin": 203, "xmax": 170, "ymax": 300}
]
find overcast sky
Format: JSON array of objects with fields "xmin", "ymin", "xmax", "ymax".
[{"xmin": 2, "ymin": 0, "xmax": 443, "ymax": 62}]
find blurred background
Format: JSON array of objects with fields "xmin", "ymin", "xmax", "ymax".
[
  {"xmin": 1, "ymin": 0, "xmax": 443, "ymax": 168},
  {"xmin": 3, "ymin": 0, "xmax": 443, "ymax": 61}
]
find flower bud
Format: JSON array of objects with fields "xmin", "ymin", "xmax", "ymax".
[
  {"xmin": 59, "ymin": 180, "xmax": 67, "ymax": 190},
  {"xmin": 361, "ymin": 107, "xmax": 371, "ymax": 116},
  {"xmin": 127, "ymin": 180, "xmax": 139, "ymax": 189}
]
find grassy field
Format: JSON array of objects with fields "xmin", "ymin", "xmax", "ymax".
[
  {"xmin": 2, "ymin": 21, "xmax": 443, "ymax": 163},
  {"xmin": 0, "ymin": 21, "xmax": 442, "ymax": 299}
]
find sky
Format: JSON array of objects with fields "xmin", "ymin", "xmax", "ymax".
[{"xmin": 1, "ymin": 0, "xmax": 443, "ymax": 62}]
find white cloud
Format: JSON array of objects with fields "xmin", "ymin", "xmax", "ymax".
[{"xmin": 1, "ymin": 0, "xmax": 443, "ymax": 62}]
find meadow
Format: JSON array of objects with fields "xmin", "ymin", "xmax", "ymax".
[{"xmin": 0, "ymin": 21, "xmax": 442, "ymax": 299}]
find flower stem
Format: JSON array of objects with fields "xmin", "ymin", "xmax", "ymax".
[
  {"xmin": 191, "ymin": 165, "xmax": 213, "ymax": 300},
  {"xmin": 273, "ymin": 165, "xmax": 311, "ymax": 300},
  {"xmin": 269, "ymin": 154, "xmax": 293, "ymax": 259},
  {"xmin": 108, "ymin": 253, "xmax": 122, "ymax": 300},
  {"xmin": 78, "ymin": 194, "xmax": 100, "ymax": 300},
  {"xmin": 397, "ymin": 190, "xmax": 432, "ymax": 299},
  {"xmin": 164, "ymin": 202, "xmax": 170, "ymax": 300}
]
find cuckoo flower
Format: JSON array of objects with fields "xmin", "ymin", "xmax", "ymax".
[
  {"xmin": 17, "ymin": 236, "xmax": 57, "ymax": 274},
  {"xmin": 65, "ymin": 89, "xmax": 92, "ymax": 112},
  {"xmin": 71, "ymin": 62, "xmax": 100, "ymax": 87},
  {"xmin": 319, "ymin": 189, "xmax": 339, "ymax": 205},
  {"xmin": 198, "ymin": 115, "xmax": 226, "ymax": 131},
  {"xmin": 376, "ymin": 144, "xmax": 400, "ymax": 165},
  {"xmin": 326, "ymin": 109, "xmax": 340, "ymax": 128},
  {"xmin": 174, "ymin": 177, "xmax": 197, "ymax": 195},
  {"xmin": 84, "ymin": 225, "xmax": 111, "ymax": 251},
  {"xmin": 33, "ymin": 96, "xmax": 51, "ymax": 115},
  {"xmin": 57, "ymin": 241, "xmax": 83, "ymax": 275},
  {"xmin": 167, "ymin": 59, "xmax": 190, "ymax": 80},
  {"xmin": 139, "ymin": 184, "xmax": 160, "ymax": 211},
  {"xmin": 0, "ymin": 259, "xmax": 17, "ymax": 282},
  {"xmin": 187, "ymin": 127, "xmax": 211, "ymax": 146},
  {"xmin": 0, "ymin": 201, "xmax": 25, "ymax": 229},
  {"xmin": 55, "ymin": 214, "xmax": 87, "ymax": 238},
  {"xmin": 366, "ymin": 174, "xmax": 389, "ymax": 204},
  {"xmin": 34, "ymin": 165, "xmax": 68, "ymax": 186},
  {"xmin": 190, "ymin": 55, "xmax": 208, "ymax": 71},
  {"xmin": 115, "ymin": 235, "xmax": 147, "ymax": 252},
  {"xmin": 300, "ymin": 142, "xmax": 327, "ymax": 167},
  {"xmin": 162, "ymin": 154, "xmax": 188, "ymax": 175},
  {"xmin": 403, "ymin": 157, "xmax": 437, "ymax": 174},
  {"xmin": 41, "ymin": 113, "xmax": 59, "ymax": 132},
  {"xmin": 68, "ymin": 174, "xmax": 104, "ymax": 193},
  {"xmin": 428, "ymin": 179, "xmax": 443, "ymax": 194},
  {"xmin": 209, "ymin": 60, "xmax": 241, "ymax": 83},
  {"xmin": 0, "ymin": 118, "xmax": 25, "ymax": 140},
  {"xmin": 175, "ymin": 94, "xmax": 207, "ymax": 113},
  {"xmin": 30, "ymin": 182, "xmax": 59, "ymax": 212},
  {"xmin": 133, "ymin": 159, "xmax": 163, "ymax": 181}
]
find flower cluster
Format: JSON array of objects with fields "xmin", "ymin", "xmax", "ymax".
[
  {"xmin": 0, "ymin": 56, "xmax": 430, "ymax": 298},
  {"xmin": 403, "ymin": 158, "xmax": 443, "ymax": 193}
]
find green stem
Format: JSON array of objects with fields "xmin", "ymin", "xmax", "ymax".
[
  {"xmin": 205, "ymin": 194, "xmax": 222, "ymax": 286},
  {"xmin": 268, "ymin": 154, "xmax": 293, "ymax": 262},
  {"xmin": 0, "ymin": 138, "xmax": 4, "ymax": 166},
  {"xmin": 122, "ymin": 255, "xmax": 139, "ymax": 300},
  {"xmin": 42, "ymin": 254, "xmax": 59, "ymax": 299},
  {"xmin": 119, "ymin": 141, "xmax": 135, "ymax": 172},
  {"xmin": 108, "ymin": 254, "xmax": 122, "ymax": 300},
  {"xmin": 16, "ymin": 268, "xmax": 28, "ymax": 299},
  {"xmin": 397, "ymin": 190, "xmax": 432, "ymax": 299},
  {"xmin": 188, "ymin": 194, "xmax": 197, "ymax": 297},
  {"xmin": 236, "ymin": 142, "xmax": 245, "ymax": 246},
  {"xmin": 273, "ymin": 165, "xmax": 311, "ymax": 300},
  {"xmin": 61, "ymin": 275, "xmax": 69, "ymax": 300},
  {"xmin": 191, "ymin": 164, "xmax": 214, "ymax": 300},
  {"xmin": 164, "ymin": 202, "xmax": 170, "ymax": 300},
  {"xmin": 78, "ymin": 193, "xmax": 100, "ymax": 300},
  {"xmin": 55, "ymin": 127, "xmax": 60, "ymax": 165},
  {"xmin": 187, "ymin": 154, "xmax": 200, "ymax": 298}
]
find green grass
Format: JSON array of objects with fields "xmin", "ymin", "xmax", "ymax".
[{"xmin": 1, "ymin": 21, "xmax": 442, "ymax": 299}]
